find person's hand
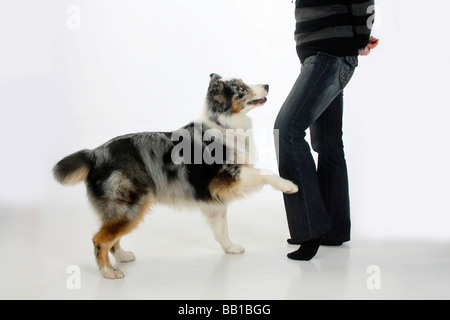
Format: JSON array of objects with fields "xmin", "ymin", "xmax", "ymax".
[{"xmin": 359, "ymin": 36, "xmax": 379, "ymax": 56}]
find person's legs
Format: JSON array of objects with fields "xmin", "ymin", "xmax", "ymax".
[
  {"xmin": 274, "ymin": 53, "xmax": 357, "ymax": 260},
  {"xmin": 310, "ymin": 92, "xmax": 351, "ymax": 245},
  {"xmin": 275, "ymin": 53, "xmax": 343, "ymax": 242}
]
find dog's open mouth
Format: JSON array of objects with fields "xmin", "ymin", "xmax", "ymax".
[{"xmin": 247, "ymin": 97, "xmax": 268, "ymax": 106}]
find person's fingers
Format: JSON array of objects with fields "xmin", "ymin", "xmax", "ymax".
[{"xmin": 368, "ymin": 37, "xmax": 379, "ymax": 49}]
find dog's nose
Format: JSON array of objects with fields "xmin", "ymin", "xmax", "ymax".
[{"xmin": 264, "ymin": 85, "xmax": 269, "ymax": 92}]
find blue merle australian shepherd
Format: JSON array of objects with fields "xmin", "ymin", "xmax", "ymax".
[{"xmin": 53, "ymin": 74, "xmax": 298, "ymax": 279}]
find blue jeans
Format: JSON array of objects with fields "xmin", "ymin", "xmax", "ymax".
[{"xmin": 274, "ymin": 52, "xmax": 358, "ymax": 244}]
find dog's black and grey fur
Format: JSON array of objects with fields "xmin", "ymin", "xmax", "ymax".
[{"xmin": 53, "ymin": 74, "xmax": 298, "ymax": 279}]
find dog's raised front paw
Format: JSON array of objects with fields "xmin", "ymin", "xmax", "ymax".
[{"xmin": 278, "ymin": 179, "xmax": 299, "ymax": 194}]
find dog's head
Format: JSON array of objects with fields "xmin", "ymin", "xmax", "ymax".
[{"xmin": 206, "ymin": 74, "xmax": 269, "ymax": 120}]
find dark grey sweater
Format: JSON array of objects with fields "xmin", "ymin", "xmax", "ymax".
[{"xmin": 295, "ymin": 0, "xmax": 375, "ymax": 62}]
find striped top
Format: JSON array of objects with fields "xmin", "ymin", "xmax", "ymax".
[{"xmin": 295, "ymin": 0, "xmax": 375, "ymax": 62}]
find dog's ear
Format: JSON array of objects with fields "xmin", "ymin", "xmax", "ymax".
[
  {"xmin": 209, "ymin": 73, "xmax": 224, "ymax": 97},
  {"xmin": 210, "ymin": 80, "xmax": 224, "ymax": 97},
  {"xmin": 210, "ymin": 73, "xmax": 222, "ymax": 81},
  {"xmin": 208, "ymin": 73, "xmax": 225, "ymax": 100}
]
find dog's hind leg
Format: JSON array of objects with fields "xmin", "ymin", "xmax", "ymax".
[
  {"xmin": 93, "ymin": 221, "xmax": 130, "ymax": 279},
  {"xmin": 92, "ymin": 195, "xmax": 152, "ymax": 279},
  {"xmin": 110, "ymin": 238, "xmax": 136, "ymax": 263},
  {"xmin": 202, "ymin": 205, "xmax": 245, "ymax": 254}
]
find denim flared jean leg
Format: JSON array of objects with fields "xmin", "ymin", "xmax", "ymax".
[{"xmin": 274, "ymin": 53, "xmax": 357, "ymax": 243}]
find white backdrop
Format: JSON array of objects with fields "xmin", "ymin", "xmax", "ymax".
[{"xmin": 1, "ymin": 0, "xmax": 449, "ymax": 240}]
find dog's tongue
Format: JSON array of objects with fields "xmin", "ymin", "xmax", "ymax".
[{"xmin": 248, "ymin": 97, "xmax": 267, "ymax": 105}]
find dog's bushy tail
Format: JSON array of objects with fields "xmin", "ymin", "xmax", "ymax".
[{"xmin": 53, "ymin": 150, "xmax": 92, "ymax": 186}]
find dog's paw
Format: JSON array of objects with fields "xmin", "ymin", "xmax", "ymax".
[
  {"xmin": 225, "ymin": 244, "xmax": 245, "ymax": 255},
  {"xmin": 113, "ymin": 249, "xmax": 136, "ymax": 263},
  {"xmin": 278, "ymin": 179, "xmax": 299, "ymax": 194},
  {"xmin": 100, "ymin": 266, "xmax": 125, "ymax": 279}
]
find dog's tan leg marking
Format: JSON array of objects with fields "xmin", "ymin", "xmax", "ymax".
[
  {"xmin": 92, "ymin": 197, "xmax": 152, "ymax": 279},
  {"xmin": 202, "ymin": 206, "xmax": 245, "ymax": 254}
]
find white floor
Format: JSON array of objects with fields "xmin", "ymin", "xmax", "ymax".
[{"xmin": 1, "ymin": 187, "xmax": 449, "ymax": 300}]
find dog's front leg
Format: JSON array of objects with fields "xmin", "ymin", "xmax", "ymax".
[
  {"xmin": 202, "ymin": 206, "xmax": 245, "ymax": 254},
  {"xmin": 259, "ymin": 169, "xmax": 299, "ymax": 194},
  {"xmin": 239, "ymin": 167, "xmax": 298, "ymax": 194}
]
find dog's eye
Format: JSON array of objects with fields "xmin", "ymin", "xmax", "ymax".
[{"xmin": 238, "ymin": 85, "xmax": 246, "ymax": 92}]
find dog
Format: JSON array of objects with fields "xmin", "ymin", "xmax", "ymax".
[{"xmin": 53, "ymin": 74, "xmax": 298, "ymax": 279}]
